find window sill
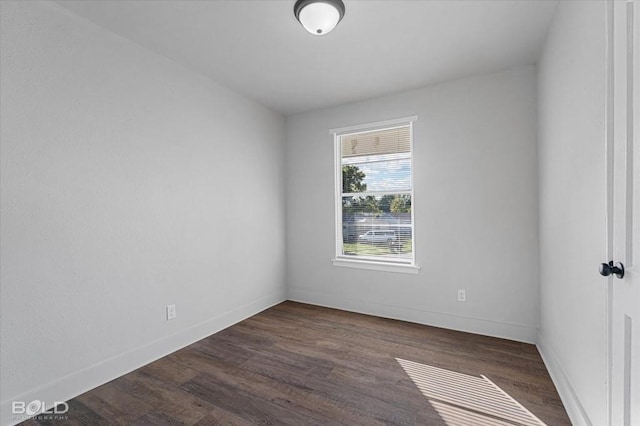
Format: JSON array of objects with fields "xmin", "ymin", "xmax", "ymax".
[{"xmin": 331, "ymin": 258, "xmax": 421, "ymax": 274}]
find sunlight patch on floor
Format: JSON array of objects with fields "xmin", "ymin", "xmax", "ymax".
[{"xmin": 396, "ymin": 358, "xmax": 546, "ymax": 426}]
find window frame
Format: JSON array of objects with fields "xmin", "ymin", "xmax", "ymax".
[{"xmin": 330, "ymin": 116, "xmax": 420, "ymax": 274}]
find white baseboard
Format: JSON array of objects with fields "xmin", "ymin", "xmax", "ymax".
[
  {"xmin": 536, "ymin": 331, "xmax": 592, "ymax": 426},
  {"xmin": 0, "ymin": 291, "xmax": 286, "ymax": 426},
  {"xmin": 288, "ymin": 288, "xmax": 537, "ymax": 344}
]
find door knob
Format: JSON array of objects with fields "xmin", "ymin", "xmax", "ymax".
[{"xmin": 599, "ymin": 261, "xmax": 625, "ymax": 279}]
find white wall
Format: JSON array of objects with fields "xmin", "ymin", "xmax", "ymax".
[
  {"xmin": 0, "ymin": 1, "xmax": 286, "ymax": 423},
  {"xmin": 286, "ymin": 66, "xmax": 539, "ymax": 343},
  {"xmin": 536, "ymin": 1, "xmax": 608, "ymax": 425}
]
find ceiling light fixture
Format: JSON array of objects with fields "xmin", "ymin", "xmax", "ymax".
[{"xmin": 294, "ymin": 0, "xmax": 345, "ymax": 36}]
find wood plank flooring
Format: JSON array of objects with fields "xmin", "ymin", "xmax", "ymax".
[{"xmin": 23, "ymin": 301, "xmax": 570, "ymax": 425}]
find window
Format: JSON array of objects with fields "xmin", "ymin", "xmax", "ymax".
[{"xmin": 331, "ymin": 117, "xmax": 418, "ymax": 273}]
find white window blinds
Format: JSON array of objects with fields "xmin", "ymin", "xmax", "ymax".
[{"xmin": 335, "ymin": 120, "xmax": 415, "ymax": 265}]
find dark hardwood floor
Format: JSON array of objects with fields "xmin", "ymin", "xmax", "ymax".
[{"xmin": 24, "ymin": 301, "xmax": 570, "ymax": 425}]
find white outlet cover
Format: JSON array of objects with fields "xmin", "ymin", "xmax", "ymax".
[{"xmin": 167, "ymin": 304, "xmax": 176, "ymax": 320}]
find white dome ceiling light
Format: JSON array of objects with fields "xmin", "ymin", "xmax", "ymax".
[{"xmin": 294, "ymin": 0, "xmax": 346, "ymax": 36}]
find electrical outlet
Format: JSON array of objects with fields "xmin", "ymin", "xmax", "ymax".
[
  {"xmin": 457, "ymin": 289, "xmax": 466, "ymax": 302},
  {"xmin": 166, "ymin": 304, "xmax": 176, "ymax": 320}
]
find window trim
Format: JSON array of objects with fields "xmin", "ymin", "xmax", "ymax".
[
  {"xmin": 329, "ymin": 116, "xmax": 418, "ymax": 135},
  {"xmin": 331, "ymin": 116, "xmax": 419, "ymax": 273},
  {"xmin": 331, "ymin": 258, "xmax": 421, "ymax": 274}
]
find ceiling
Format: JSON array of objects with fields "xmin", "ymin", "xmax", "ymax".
[{"xmin": 55, "ymin": 0, "xmax": 558, "ymax": 116}]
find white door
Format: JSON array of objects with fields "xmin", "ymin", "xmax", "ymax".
[{"xmin": 608, "ymin": 1, "xmax": 640, "ymax": 425}]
